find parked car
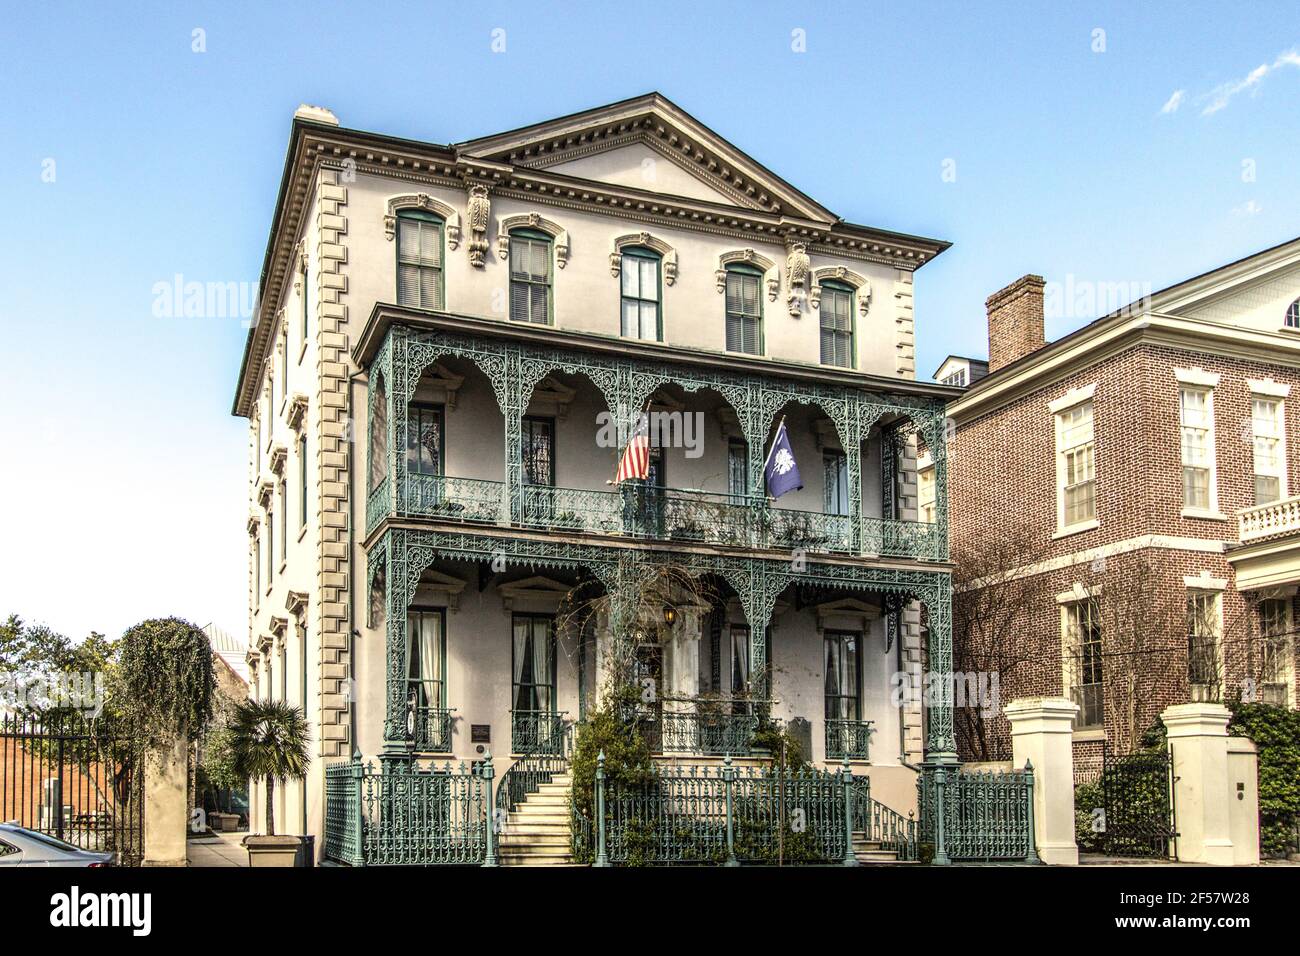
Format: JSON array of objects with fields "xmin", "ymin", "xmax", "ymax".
[{"xmin": 0, "ymin": 823, "xmax": 113, "ymax": 867}]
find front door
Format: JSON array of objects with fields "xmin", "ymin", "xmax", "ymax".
[{"xmin": 634, "ymin": 643, "xmax": 664, "ymax": 751}]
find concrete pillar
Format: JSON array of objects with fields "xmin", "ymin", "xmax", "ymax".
[
  {"xmin": 143, "ymin": 735, "xmax": 189, "ymax": 866},
  {"xmin": 1162, "ymin": 702, "xmax": 1234, "ymax": 865},
  {"xmin": 1005, "ymin": 696, "xmax": 1079, "ymax": 865}
]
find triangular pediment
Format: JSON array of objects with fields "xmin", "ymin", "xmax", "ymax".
[
  {"xmin": 457, "ymin": 93, "xmax": 835, "ymax": 222},
  {"xmin": 1152, "ymin": 237, "xmax": 1300, "ymax": 334}
]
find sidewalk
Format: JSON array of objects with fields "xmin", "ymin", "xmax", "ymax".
[{"xmin": 187, "ymin": 830, "xmax": 248, "ymax": 867}]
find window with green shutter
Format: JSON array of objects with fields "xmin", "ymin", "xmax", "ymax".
[
  {"xmin": 620, "ymin": 248, "xmax": 661, "ymax": 340},
  {"xmin": 725, "ymin": 265, "xmax": 762, "ymax": 354},
  {"xmin": 509, "ymin": 230, "xmax": 552, "ymax": 324},
  {"xmin": 396, "ymin": 211, "xmax": 444, "ymax": 309},
  {"xmin": 819, "ymin": 281, "xmax": 854, "ymax": 367}
]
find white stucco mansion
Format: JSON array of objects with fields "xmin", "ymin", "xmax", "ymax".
[{"xmin": 232, "ymin": 94, "xmax": 960, "ymax": 861}]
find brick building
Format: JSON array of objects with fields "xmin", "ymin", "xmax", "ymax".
[{"xmin": 942, "ymin": 238, "xmax": 1300, "ymax": 766}]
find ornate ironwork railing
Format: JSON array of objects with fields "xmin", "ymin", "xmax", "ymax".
[
  {"xmin": 323, "ymin": 760, "xmax": 364, "ymax": 866},
  {"xmin": 323, "ymin": 758, "xmax": 494, "ymax": 866},
  {"xmin": 766, "ymin": 507, "xmax": 853, "ymax": 554},
  {"xmin": 861, "ymin": 515, "xmax": 943, "ymax": 559},
  {"xmin": 825, "ymin": 719, "xmax": 874, "ymax": 761},
  {"xmin": 400, "ymin": 474, "xmax": 504, "ymax": 524},
  {"xmin": 366, "ymin": 476, "xmax": 391, "ymax": 537},
  {"xmin": 407, "ymin": 705, "xmax": 455, "ymax": 754},
  {"xmin": 520, "ymin": 484, "xmax": 623, "ymax": 534},
  {"xmin": 510, "ymin": 709, "xmax": 568, "ymax": 755},
  {"xmin": 919, "ymin": 764, "xmax": 1038, "ymax": 864},
  {"xmin": 374, "ymin": 471, "xmax": 944, "ymax": 562},
  {"xmin": 850, "ymin": 776, "xmax": 918, "ymax": 861},
  {"xmin": 496, "ymin": 722, "xmax": 574, "ymax": 821},
  {"xmin": 577, "ymin": 755, "xmax": 862, "ymax": 866},
  {"xmin": 655, "ymin": 709, "xmax": 758, "ymax": 756}
]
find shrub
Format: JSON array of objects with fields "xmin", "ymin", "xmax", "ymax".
[{"xmin": 1229, "ymin": 702, "xmax": 1300, "ymax": 858}]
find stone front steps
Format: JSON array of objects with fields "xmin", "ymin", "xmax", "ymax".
[{"xmin": 497, "ymin": 773, "xmax": 575, "ymax": 867}]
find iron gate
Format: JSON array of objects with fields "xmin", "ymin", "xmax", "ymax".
[
  {"xmin": 1097, "ymin": 744, "xmax": 1176, "ymax": 859},
  {"xmin": 1, "ymin": 711, "xmax": 144, "ymax": 865}
]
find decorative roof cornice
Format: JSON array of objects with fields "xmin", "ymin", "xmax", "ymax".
[{"xmin": 231, "ymin": 100, "xmax": 950, "ymax": 418}]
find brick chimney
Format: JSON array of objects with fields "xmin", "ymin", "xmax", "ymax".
[{"xmin": 985, "ymin": 274, "xmax": 1046, "ymax": 372}]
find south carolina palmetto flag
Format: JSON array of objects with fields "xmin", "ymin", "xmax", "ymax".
[
  {"xmin": 763, "ymin": 419, "xmax": 803, "ymax": 499},
  {"xmin": 615, "ymin": 409, "xmax": 651, "ymax": 483}
]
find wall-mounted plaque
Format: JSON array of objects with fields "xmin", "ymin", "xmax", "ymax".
[{"xmin": 471, "ymin": 724, "xmax": 491, "ymax": 744}]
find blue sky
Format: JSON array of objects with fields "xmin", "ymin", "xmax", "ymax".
[{"xmin": 1, "ymin": 1, "xmax": 1298, "ymax": 642}]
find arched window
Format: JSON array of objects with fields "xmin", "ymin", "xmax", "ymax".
[
  {"xmin": 396, "ymin": 210, "xmax": 444, "ymax": 309},
  {"xmin": 818, "ymin": 279, "xmax": 855, "ymax": 368},
  {"xmin": 620, "ymin": 247, "xmax": 661, "ymax": 340},
  {"xmin": 724, "ymin": 264, "xmax": 763, "ymax": 355},
  {"xmin": 369, "ymin": 371, "xmax": 388, "ymax": 492},
  {"xmin": 1287, "ymin": 297, "xmax": 1299, "ymax": 329},
  {"xmin": 509, "ymin": 228, "xmax": 552, "ymax": 324}
]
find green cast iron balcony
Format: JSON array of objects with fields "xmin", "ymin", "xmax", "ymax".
[
  {"xmin": 824, "ymin": 718, "xmax": 874, "ymax": 760},
  {"xmin": 404, "ymin": 473, "xmax": 505, "ymax": 524},
  {"xmin": 654, "ymin": 708, "xmax": 759, "ymax": 756},
  {"xmin": 510, "ymin": 709, "xmax": 568, "ymax": 755},
  {"xmin": 372, "ymin": 472, "xmax": 941, "ymax": 562},
  {"xmin": 406, "ymin": 705, "xmax": 455, "ymax": 754}
]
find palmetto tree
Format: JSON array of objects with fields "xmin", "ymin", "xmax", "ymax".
[{"xmin": 229, "ymin": 700, "xmax": 310, "ymax": 836}]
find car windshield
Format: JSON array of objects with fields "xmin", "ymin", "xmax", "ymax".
[{"xmin": 4, "ymin": 827, "xmax": 87, "ymax": 853}]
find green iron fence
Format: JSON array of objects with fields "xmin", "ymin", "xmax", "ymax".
[
  {"xmin": 323, "ymin": 757, "xmax": 499, "ymax": 866},
  {"xmin": 574, "ymin": 755, "xmax": 914, "ymax": 866},
  {"xmin": 919, "ymin": 763, "xmax": 1038, "ymax": 864}
]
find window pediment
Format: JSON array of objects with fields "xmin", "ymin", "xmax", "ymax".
[
  {"xmin": 810, "ymin": 266, "xmax": 872, "ymax": 316},
  {"xmin": 497, "ymin": 213, "xmax": 570, "ymax": 268},
  {"xmin": 500, "ymin": 575, "xmax": 571, "ymax": 612},
  {"xmin": 610, "ymin": 232, "xmax": 678, "ymax": 286},
  {"xmin": 384, "ymin": 194, "xmax": 462, "ymax": 249},
  {"xmin": 716, "ymin": 249, "xmax": 779, "ymax": 301}
]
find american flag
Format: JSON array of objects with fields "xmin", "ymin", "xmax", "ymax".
[{"xmin": 615, "ymin": 410, "xmax": 651, "ymax": 483}]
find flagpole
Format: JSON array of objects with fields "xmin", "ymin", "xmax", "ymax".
[{"xmin": 763, "ymin": 415, "xmax": 787, "ymax": 502}]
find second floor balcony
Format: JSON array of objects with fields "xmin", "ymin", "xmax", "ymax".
[
  {"xmin": 358, "ymin": 310, "xmax": 951, "ymax": 563},
  {"xmin": 373, "ymin": 471, "xmax": 941, "ymax": 560}
]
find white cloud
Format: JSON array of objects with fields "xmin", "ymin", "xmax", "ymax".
[
  {"xmin": 1202, "ymin": 48, "xmax": 1300, "ymax": 115},
  {"xmin": 1232, "ymin": 200, "xmax": 1263, "ymax": 217},
  {"xmin": 1160, "ymin": 89, "xmax": 1185, "ymax": 114}
]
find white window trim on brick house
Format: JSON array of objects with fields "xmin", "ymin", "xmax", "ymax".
[
  {"xmin": 1175, "ymin": 368, "xmax": 1225, "ymax": 521},
  {"xmin": 1185, "ymin": 576, "xmax": 1226, "ymax": 702},
  {"xmin": 1248, "ymin": 380, "xmax": 1289, "ymax": 505},
  {"xmin": 916, "ymin": 451, "xmax": 936, "ymax": 524},
  {"xmin": 1256, "ymin": 592, "xmax": 1296, "ymax": 708},
  {"xmin": 1056, "ymin": 583, "xmax": 1105, "ymax": 738},
  {"xmin": 1050, "ymin": 383, "xmax": 1098, "ymax": 538}
]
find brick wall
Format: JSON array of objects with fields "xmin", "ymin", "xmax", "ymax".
[
  {"xmin": 950, "ymin": 339, "xmax": 1300, "ymax": 760},
  {"xmin": 985, "ymin": 274, "xmax": 1046, "ymax": 373}
]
